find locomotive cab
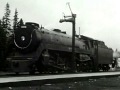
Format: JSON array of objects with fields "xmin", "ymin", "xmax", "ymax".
[{"xmin": 80, "ymin": 35, "xmax": 113, "ymax": 71}]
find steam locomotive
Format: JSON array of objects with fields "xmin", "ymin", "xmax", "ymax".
[{"xmin": 6, "ymin": 22, "xmax": 114, "ymax": 74}]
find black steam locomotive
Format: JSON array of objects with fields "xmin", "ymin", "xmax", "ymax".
[{"xmin": 6, "ymin": 22, "xmax": 114, "ymax": 74}]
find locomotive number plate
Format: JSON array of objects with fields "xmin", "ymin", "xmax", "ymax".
[{"xmin": 21, "ymin": 26, "xmax": 27, "ymax": 28}]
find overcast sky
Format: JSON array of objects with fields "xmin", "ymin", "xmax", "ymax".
[{"xmin": 0, "ymin": 0, "xmax": 120, "ymax": 50}]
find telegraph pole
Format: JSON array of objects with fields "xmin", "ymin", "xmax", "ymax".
[{"xmin": 59, "ymin": 3, "xmax": 76, "ymax": 72}]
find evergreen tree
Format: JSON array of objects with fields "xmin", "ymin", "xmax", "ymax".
[
  {"xmin": 4, "ymin": 3, "xmax": 11, "ymax": 30},
  {"xmin": 18, "ymin": 18, "xmax": 24, "ymax": 27},
  {"xmin": 2, "ymin": 2, "xmax": 12, "ymax": 38},
  {"xmin": 13, "ymin": 8, "xmax": 18, "ymax": 31},
  {"xmin": 2, "ymin": 3, "xmax": 12, "ymax": 37},
  {"xmin": 2, "ymin": 16, "xmax": 6, "ymax": 29},
  {"xmin": 0, "ymin": 19, "xmax": 7, "ymax": 70},
  {"xmin": 0, "ymin": 20, "xmax": 1, "ymax": 26}
]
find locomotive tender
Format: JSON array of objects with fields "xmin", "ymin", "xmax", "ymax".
[{"xmin": 7, "ymin": 22, "xmax": 114, "ymax": 74}]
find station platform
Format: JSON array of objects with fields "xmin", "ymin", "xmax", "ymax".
[{"xmin": 0, "ymin": 71, "xmax": 120, "ymax": 87}]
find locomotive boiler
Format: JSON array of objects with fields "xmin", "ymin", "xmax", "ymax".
[{"xmin": 6, "ymin": 22, "xmax": 114, "ymax": 74}]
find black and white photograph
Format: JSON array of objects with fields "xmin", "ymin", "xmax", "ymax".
[{"xmin": 0, "ymin": 0, "xmax": 120, "ymax": 90}]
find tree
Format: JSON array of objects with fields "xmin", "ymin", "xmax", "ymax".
[
  {"xmin": 4, "ymin": 3, "xmax": 11, "ymax": 30},
  {"xmin": 0, "ymin": 19, "xmax": 7, "ymax": 70},
  {"xmin": 1, "ymin": 3, "xmax": 12, "ymax": 38},
  {"xmin": 1, "ymin": 16, "xmax": 6, "ymax": 29},
  {"xmin": 0, "ymin": 20, "xmax": 1, "ymax": 26},
  {"xmin": 13, "ymin": 8, "xmax": 18, "ymax": 31},
  {"xmin": 17, "ymin": 18, "xmax": 24, "ymax": 27}
]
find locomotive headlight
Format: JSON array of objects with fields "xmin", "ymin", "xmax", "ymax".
[{"xmin": 21, "ymin": 36, "xmax": 25, "ymax": 41}]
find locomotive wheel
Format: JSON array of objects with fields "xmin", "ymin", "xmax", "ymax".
[
  {"xmin": 29, "ymin": 71, "xmax": 35, "ymax": 75},
  {"xmin": 15, "ymin": 72, "xmax": 19, "ymax": 75},
  {"xmin": 102, "ymin": 64, "xmax": 110, "ymax": 71},
  {"xmin": 36, "ymin": 59, "xmax": 46, "ymax": 74},
  {"xmin": 29, "ymin": 64, "xmax": 36, "ymax": 75}
]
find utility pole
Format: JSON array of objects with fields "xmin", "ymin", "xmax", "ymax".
[
  {"xmin": 59, "ymin": 3, "xmax": 76, "ymax": 72},
  {"xmin": 79, "ymin": 27, "xmax": 80, "ymax": 38}
]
